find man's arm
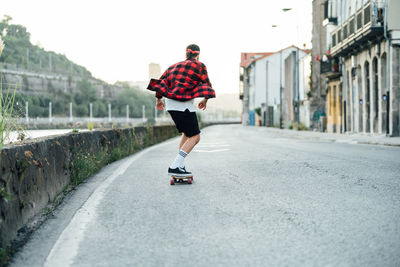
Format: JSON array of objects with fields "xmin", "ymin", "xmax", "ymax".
[
  {"xmin": 156, "ymin": 68, "xmax": 167, "ymax": 107},
  {"xmin": 156, "ymin": 69, "xmax": 168, "ymax": 99},
  {"xmin": 156, "ymin": 98, "xmax": 164, "ymax": 110},
  {"xmin": 199, "ymin": 63, "xmax": 212, "ymax": 87},
  {"xmin": 198, "ymin": 98, "xmax": 208, "ymax": 110}
]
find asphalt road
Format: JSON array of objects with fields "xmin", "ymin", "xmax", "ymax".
[{"xmin": 11, "ymin": 125, "xmax": 400, "ymax": 266}]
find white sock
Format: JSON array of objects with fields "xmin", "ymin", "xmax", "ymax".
[{"xmin": 170, "ymin": 150, "xmax": 187, "ymax": 168}]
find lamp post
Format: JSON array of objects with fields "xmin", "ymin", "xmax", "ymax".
[
  {"xmin": 272, "ymin": 24, "xmax": 283, "ymax": 129},
  {"xmin": 272, "ymin": 8, "xmax": 292, "ymax": 129},
  {"xmin": 280, "ymin": 7, "xmax": 300, "ymax": 130}
]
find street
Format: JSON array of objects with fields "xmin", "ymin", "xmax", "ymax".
[{"xmin": 11, "ymin": 124, "xmax": 400, "ymax": 266}]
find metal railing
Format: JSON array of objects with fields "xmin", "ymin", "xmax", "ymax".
[
  {"xmin": 320, "ymin": 58, "xmax": 340, "ymax": 75},
  {"xmin": 17, "ymin": 117, "xmax": 148, "ymax": 126}
]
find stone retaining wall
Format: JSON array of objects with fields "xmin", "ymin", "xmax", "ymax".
[{"xmin": 0, "ymin": 125, "xmax": 178, "ymax": 251}]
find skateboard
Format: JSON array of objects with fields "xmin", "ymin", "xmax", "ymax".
[{"xmin": 170, "ymin": 175, "xmax": 194, "ymax": 185}]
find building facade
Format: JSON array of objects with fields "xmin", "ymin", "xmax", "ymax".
[
  {"xmin": 239, "ymin": 52, "xmax": 272, "ymax": 125},
  {"xmin": 239, "ymin": 47, "xmax": 308, "ymax": 127},
  {"xmin": 311, "ymin": 0, "xmax": 330, "ymax": 130},
  {"xmin": 283, "ymin": 51, "xmax": 312, "ymax": 129},
  {"xmin": 315, "ymin": 0, "xmax": 400, "ymax": 136}
]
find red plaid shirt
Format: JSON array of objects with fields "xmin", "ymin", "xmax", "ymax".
[{"xmin": 147, "ymin": 59, "xmax": 216, "ymax": 101}]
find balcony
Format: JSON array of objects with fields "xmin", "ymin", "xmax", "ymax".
[
  {"xmin": 331, "ymin": 1, "xmax": 384, "ymax": 57},
  {"xmin": 320, "ymin": 58, "xmax": 340, "ymax": 78}
]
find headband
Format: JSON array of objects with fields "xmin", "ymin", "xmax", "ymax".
[{"xmin": 186, "ymin": 49, "xmax": 200, "ymax": 54}]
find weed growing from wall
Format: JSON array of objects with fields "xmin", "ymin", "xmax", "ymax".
[{"xmin": 0, "ymin": 78, "xmax": 17, "ymax": 150}]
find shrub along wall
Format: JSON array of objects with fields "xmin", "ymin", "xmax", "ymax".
[{"xmin": 0, "ymin": 125, "xmax": 178, "ymax": 255}]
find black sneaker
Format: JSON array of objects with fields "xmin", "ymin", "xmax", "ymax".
[
  {"xmin": 182, "ymin": 166, "xmax": 192, "ymax": 174},
  {"xmin": 168, "ymin": 167, "xmax": 192, "ymax": 176}
]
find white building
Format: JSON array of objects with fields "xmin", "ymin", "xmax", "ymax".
[{"xmin": 240, "ymin": 46, "xmax": 309, "ymax": 127}]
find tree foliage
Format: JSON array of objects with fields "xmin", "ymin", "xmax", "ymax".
[
  {"xmin": 0, "ymin": 15, "xmax": 156, "ymax": 119},
  {"xmin": 0, "ymin": 15, "xmax": 91, "ymax": 76}
]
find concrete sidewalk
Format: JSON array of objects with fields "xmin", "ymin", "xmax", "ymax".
[{"xmin": 250, "ymin": 126, "xmax": 400, "ymax": 147}]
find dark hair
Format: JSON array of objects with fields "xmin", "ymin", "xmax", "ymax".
[{"xmin": 186, "ymin": 44, "xmax": 200, "ymax": 59}]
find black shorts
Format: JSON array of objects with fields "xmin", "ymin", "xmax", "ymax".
[{"xmin": 168, "ymin": 109, "xmax": 200, "ymax": 137}]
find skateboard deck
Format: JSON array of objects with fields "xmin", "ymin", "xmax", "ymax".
[{"xmin": 170, "ymin": 175, "xmax": 194, "ymax": 185}]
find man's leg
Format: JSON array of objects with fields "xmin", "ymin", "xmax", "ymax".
[
  {"xmin": 179, "ymin": 133, "xmax": 189, "ymax": 150},
  {"xmin": 180, "ymin": 134, "xmax": 200, "ymax": 154},
  {"xmin": 168, "ymin": 110, "xmax": 200, "ymax": 174},
  {"xmin": 169, "ymin": 134, "xmax": 200, "ymax": 171}
]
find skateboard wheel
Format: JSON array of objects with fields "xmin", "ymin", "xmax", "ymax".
[
  {"xmin": 170, "ymin": 179, "xmax": 175, "ymax": 185},
  {"xmin": 188, "ymin": 178, "xmax": 193, "ymax": 184}
]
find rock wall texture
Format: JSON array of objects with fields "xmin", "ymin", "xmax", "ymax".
[{"xmin": 0, "ymin": 125, "xmax": 178, "ymax": 250}]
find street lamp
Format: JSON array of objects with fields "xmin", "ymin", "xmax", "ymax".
[
  {"xmin": 280, "ymin": 7, "xmax": 300, "ymax": 130},
  {"xmin": 271, "ymin": 24, "xmax": 284, "ymax": 129},
  {"xmin": 273, "ymin": 8, "xmax": 293, "ymax": 129}
]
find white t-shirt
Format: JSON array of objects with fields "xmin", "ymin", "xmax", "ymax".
[{"xmin": 165, "ymin": 98, "xmax": 196, "ymax": 112}]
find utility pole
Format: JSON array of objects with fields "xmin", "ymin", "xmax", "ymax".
[
  {"xmin": 108, "ymin": 103, "xmax": 111, "ymax": 122},
  {"xmin": 49, "ymin": 102, "xmax": 52, "ymax": 123},
  {"xmin": 25, "ymin": 101, "xmax": 29, "ymax": 124},
  {"xmin": 69, "ymin": 102, "xmax": 73, "ymax": 122},
  {"xmin": 126, "ymin": 105, "xmax": 129, "ymax": 123},
  {"xmin": 89, "ymin": 103, "xmax": 93, "ymax": 121},
  {"xmin": 142, "ymin": 105, "xmax": 146, "ymax": 122}
]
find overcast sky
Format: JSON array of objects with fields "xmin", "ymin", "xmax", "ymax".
[{"xmin": 1, "ymin": 0, "xmax": 312, "ymax": 94}]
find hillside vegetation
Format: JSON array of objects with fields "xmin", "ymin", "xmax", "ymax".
[{"xmin": 0, "ymin": 15, "xmax": 155, "ymax": 119}]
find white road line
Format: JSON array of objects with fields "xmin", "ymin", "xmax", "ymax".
[
  {"xmin": 195, "ymin": 144, "xmax": 230, "ymax": 148},
  {"xmin": 193, "ymin": 149, "xmax": 230, "ymax": 153},
  {"xmin": 44, "ymin": 138, "xmax": 177, "ymax": 267},
  {"xmin": 198, "ymin": 142, "xmax": 228, "ymax": 145}
]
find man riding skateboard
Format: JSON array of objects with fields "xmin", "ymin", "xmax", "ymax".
[{"xmin": 147, "ymin": 44, "xmax": 215, "ymax": 177}]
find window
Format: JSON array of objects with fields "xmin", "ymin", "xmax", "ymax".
[
  {"xmin": 332, "ymin": 33, "xmax": 336, "ymax": 47},
  {"xmin": 324, "ymin": 0, "xmax": 338, "ymax": 23},
  {"xmin": 364, "ymin": 4, "xmax": 371, "ymax": 25}
]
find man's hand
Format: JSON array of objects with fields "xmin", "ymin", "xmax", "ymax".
[
  {"xmin": 156, "ymin": 98, "xmax": 164, "ymax": 110},
  {"xmin": 198, "ymin": 98, "xmax": 208, "ymax": 110}
]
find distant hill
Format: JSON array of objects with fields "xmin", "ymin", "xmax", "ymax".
[
  {"xmin": 0, "ymin": 15, "xmax": 91, "ymax": 77},
  {"xmin": 0, "ymin": 15, "xmax": 156, "ymax": 119}
]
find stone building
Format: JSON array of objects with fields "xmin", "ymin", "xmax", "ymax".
[
  {"xmin": 311, "ymin": 0, "xmax": 330, "ymax": 130},
  {"xmin": 315, "ymin": 0, "xmax": 400, "ymax": 136}
]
